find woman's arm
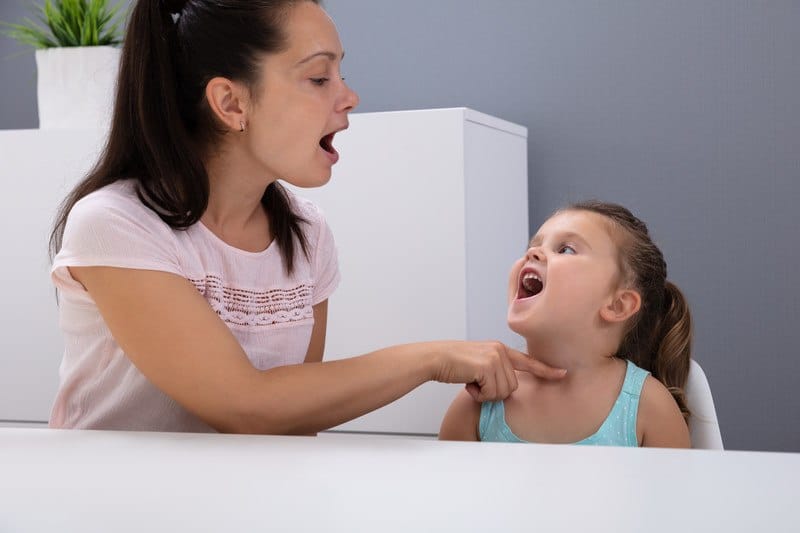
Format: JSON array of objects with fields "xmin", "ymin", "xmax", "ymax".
[
  {"xmin": 71, "ymin": 266, "xmax": 559, "ymax": 435},
  {"xmin": 638, "ymin": 376, "xmax": 691, "ymax": 448},
  {"xmin": 438, "ymin": 389, "xmax": 481, "ymax": 441}
]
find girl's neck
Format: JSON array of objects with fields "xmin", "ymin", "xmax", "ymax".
[{"xmin": 525, "ymin": 337, "xmax": 621, "ymax": 382}]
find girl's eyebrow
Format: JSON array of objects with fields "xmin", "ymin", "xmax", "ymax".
[{"xmin": 528, "ymin": 231, "xmax": 592, "ymax": 250}]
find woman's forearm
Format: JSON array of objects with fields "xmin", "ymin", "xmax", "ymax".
[{"xmin": 224, "ymin": 343, "xmax": 437, "ymax": 434}]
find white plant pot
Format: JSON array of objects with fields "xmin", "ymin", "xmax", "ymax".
[{"xmin": 35, "ymin": 46, "xmax": 120, "ymax": 130}]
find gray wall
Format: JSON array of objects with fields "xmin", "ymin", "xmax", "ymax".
[
  {"xmin": 1, "ymin": 1, "xmax": 798, "ymax": 452},
  {"xmin": 0, "ymin": 2, "xmax": 39, "ymax": 129}
]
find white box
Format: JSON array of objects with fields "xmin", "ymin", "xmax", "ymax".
[
  {"xmin": 288, "ymin": 108, "xmax": 529, "ymax": 434},
  {"xmin": 0, "ymin": 127, "xmax": 106, "ymax": 423},
  {"xmin": 0, "ymin": 108, "xmax": 528, "ymax": 434}
]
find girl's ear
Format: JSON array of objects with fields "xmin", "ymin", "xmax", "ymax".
[
  {"xmin": 600, "ymin": 289, "xmax": 641, "ymax": 323},
  {"xmin": 205, "ymin": 76, "xmax": 249, "ymax": 132}
]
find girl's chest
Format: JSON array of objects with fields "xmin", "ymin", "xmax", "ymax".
[{"xmin": 503, "ymin": 385, "xmax": 620, "ymax": 444}]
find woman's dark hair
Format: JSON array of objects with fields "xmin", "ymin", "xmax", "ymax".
[
  {"xmin": 566, "ymin": 201, "xmax": 693, "ymax": 421},
  {"xmin": 50, "ymin": 0, "xmax": 322, "ymax": 272}
]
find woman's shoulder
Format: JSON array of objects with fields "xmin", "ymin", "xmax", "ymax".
[
  {"xmin": 285, "ymin": 188, "xmax": 326, "ymax": 225},
  {"xmin": 72, "ymin": 179, "xmax": 152, "ymax": 217},
  {"xmin": 66, "ymin": 179, "xmax": 174, "ymax": 238}
]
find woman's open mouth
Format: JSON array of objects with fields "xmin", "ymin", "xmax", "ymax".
[{"xmin": 319, "ymin": 132, "xmax": 339, "ymax": 164}]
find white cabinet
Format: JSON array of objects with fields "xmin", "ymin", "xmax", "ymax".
[
  {"xmin": 0, "ymin": 108, "xmax": 528, "ymax": 434},
  {"xmin": 287, "ymin": 108, "xmax": 529, "ymax": 434}
]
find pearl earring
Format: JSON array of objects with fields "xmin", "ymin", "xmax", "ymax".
[{"xmin": 239, "ymin": 121, "xmax": 246, "ymax": 133}]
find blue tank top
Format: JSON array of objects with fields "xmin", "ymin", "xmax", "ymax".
[{"xmin": 479, "ymin": 360, "xmax": 649, "ymax": 447}]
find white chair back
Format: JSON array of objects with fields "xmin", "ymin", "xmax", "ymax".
[{"xmin": 685, "ymin": 359, "xmax": 724, "ymax": 449}]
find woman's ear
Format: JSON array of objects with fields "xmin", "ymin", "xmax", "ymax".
[
  {"xmin": 600, "ymin": 289, "xmax": 641, "ymax": 323},
  {"xmin": 205, "ymin": 76, "xmax": 249, "ymax": 132}
]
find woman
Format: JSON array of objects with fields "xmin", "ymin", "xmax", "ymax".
[{"xmin": 49, "ymin": 0, "xmax": 564, "ymax": 434}]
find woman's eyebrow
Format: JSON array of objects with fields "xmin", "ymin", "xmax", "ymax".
[{"xmin": 295, "ymin": 50, "xmax": 345, "ymax": 66}]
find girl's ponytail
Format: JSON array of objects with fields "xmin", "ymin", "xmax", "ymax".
[{"xmin": 652, "ymin": 281, "xmax": 692, "ymax": 420}]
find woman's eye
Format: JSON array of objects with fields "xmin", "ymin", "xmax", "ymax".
[
  {"xmin": 558, "ymin": 245, "xmax": 576, "ymax": 255},
  {"xmin": 310, "ymin": 77, "xmax": 330, "ymax": 86}
]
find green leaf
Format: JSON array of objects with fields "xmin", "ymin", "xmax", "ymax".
[{"xmin": 0, "ymin": 0, "xmax": 127, "ymax": 49}]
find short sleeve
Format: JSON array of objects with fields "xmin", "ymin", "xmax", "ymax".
[
  {"xmin": 309, "ymin": 206, "xmax": 340, "ymax": 306},
  {"xmin": 290, "ymin": 194, "xmax": 339, "ymax": 305},
  {"xmin": 51, "ymin": 187, "xmax": 183, "ymax": 295}
]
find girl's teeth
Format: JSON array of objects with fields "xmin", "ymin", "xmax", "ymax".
[{"xmin": 521, "ymin": 272, "xmax": 543, "ymax": 295}]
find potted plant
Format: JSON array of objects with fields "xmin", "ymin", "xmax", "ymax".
[{"xmin": 1, "ymin": 0, "xmax": 126, "ymax": 130}]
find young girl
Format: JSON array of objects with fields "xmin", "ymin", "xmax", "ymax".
[
  {"xmin": 48, "ymin": 0, "xmax": 565, "ymax": 434},
  {"xmin": 439, "ymin": 201, "xmax": 692, "ymax": 447}
]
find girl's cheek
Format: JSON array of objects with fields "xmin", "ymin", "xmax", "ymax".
[{"xmin": 508, "ymin": 259, "xmax": 524, "ymax": 291}]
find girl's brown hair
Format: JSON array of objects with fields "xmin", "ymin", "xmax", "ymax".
[
  {"xmin": 568, "ymin": 201, "xmax": 692, "ymax": 420},
  {"xmin": 50, "ymin": 0, "xmax": 322, "ymax": 273}
]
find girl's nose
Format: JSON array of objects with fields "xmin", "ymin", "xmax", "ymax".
[{"xmin": 526, "ymin": 246, "xmax": 545, "ymax": 263}]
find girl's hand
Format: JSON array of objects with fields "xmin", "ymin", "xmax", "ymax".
[{"xmin": 429, "ymin": 341, "xmax": 566, "ymax": 402}]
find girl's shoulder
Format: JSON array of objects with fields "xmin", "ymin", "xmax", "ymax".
[
  {"xmin": 637, "ymin": 374, "xmax": 691, "ymax": 447},
  {"xmin": 639, "ymin": 375, "xmax": 680, "ymax": 415},
  {"xmin": 504, "ymin": 370, "xmax": 544, "ymax": 407}
]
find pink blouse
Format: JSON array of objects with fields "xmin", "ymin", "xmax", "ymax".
[{"xmin": 50, "ymin": 180, "xmax": 339, "ymax": 432}]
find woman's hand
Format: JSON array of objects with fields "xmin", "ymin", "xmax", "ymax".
[{"xmin": 428, "ymin": 341, "xmax": 566, "ymax": 402}]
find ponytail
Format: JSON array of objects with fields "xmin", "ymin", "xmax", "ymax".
[
  {"xmin": 651, "ymin": 281, "xmax": 692, "ymax": 421},
  {"xmin": 51, "ymin": 0, "xmax": 314, "ymax": 273},
  {"xmin": 122, "ymin": 0, "xmax": 208, "ymax": 227}
]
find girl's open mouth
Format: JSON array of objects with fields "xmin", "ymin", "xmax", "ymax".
[{"xmin": 517, "ymin": 268, "xmax": 543, "ymax": 299}]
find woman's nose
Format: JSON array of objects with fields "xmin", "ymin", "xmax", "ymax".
[{"xmin": 339, "ymin": 80, "xmax": 359, "ymax": 112}]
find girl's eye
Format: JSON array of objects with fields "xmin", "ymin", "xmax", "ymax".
[
  {"xmin": 558, "ymin": 245, "xmax": 576, "ymax": 255},
  {"xmin": 310, "ymin": 77, "xmax": 330, "ymax": 86}
]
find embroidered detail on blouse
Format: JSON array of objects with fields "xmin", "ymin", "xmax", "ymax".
[{"xmin": 189, "ymin": 275, "xmax": 314, "ymax": 326}]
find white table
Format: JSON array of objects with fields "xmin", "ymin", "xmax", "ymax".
[{"xmin": 1, "ymin": 428, "xmax": 797, "ymax": 532}]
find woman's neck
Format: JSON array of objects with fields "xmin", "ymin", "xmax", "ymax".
[{"xmin": 203, "ymin": 149, "xmax": 273, "ymax": 231}]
